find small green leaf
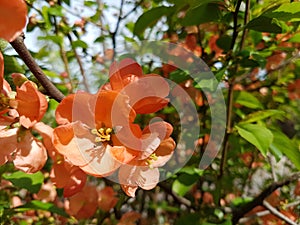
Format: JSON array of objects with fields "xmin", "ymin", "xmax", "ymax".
[
  {"xmin": 38, "ymin": 35, "xmax": 63, "ymax": 46},
  {"xmin": 181, "ymin": 3, "xmax": 221, "ymax": 26},
  {"xmin": 169, "ymin": 69, "xmax": 190, "ymax": 83},
  {"xmin": 236, "ymin": 124, "xmax": 273, "ymax": 156},
  {"xmin": 133, "ymin": 6, "xmax": 173, "ymax": 37},
  {"xmin": 15, "ymin": 200, "xmax": 69, "ymax": 217},
  {"xmin": 71, "ymin": 40, "xmax": 88, "ymax": 49},
  {"xmin": 234, "ymin": 91, "xmax": 264, "ymax": 109},
  {"xmin": 2, "ymin": 171, "xmax": 44, "ymax": 194},
  {"xmin": 270, "ymin": 130, "xmax": 300, "ymax": 170},
  {"xmin": 240, "ymin": 110, "xmax": 285, "ymax": 124},
  {"xmin": 172, "ymin": 173, "xmax": 199, "ymax": 196},
  {"xmin": 246, "ymin": 16, "xmax": 283, "ymax": 33}
]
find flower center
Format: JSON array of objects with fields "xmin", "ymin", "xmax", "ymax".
[
  {"xmin": 91, "ymin": 127, "xmax": 113, "ymax": 143},
  {"xmin": 146, "ymin": 153, "xmax": 158, "ymax": 169}
]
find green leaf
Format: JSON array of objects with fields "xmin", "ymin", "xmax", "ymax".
[
  {"xmin": 216, "ymin": 35, "xmax": 232, "ymax": 52},
  {"xmin": 133, "ymin": 6, "xmax": 173, "ymax": 37},
  {"xmin": 169, "ymin": 69, "xmax": 190, "ymax": 83},
  {"xmin": 236, "ymin": 124, "xmax": 273, "ymax": 156},
  {"xmin": 264, "ymin": 2, "xmax": 300, "ymax": 22},
  {"xmin": 270, "ymin": 130, "xmax": 300, "ymax": 170},
  {"xmin": 234, "ymin": 91, "xmax": 264, "ymax": 109},
  {"xmin": 289, "ymin": 32, "xmax": 300, "ymax": 43},
  {"xmin": 71, "ymin": 40, "xmax": 88, "ymax": 49},
  {"xmin": 3, "ymin": 56, "xmax": 25, "ymax": 74},
  {"xmin": 240, "ymin": 109, "xmax": 285, "ymax": 124},
  {"xmin": 15, "ymin": 200, "xmax": 69, "ymax": 217},
  {"xmin": 2, "ymin": 171, "xmax": 44, "ymax": 194},
  {"xmin": 246, "ymin": 16, "xmax": 283, "ymax": 33},
  {"xmin": 181, "ymin": 3, "xmax": 221, "ymax": 26},
  {"xmin": 38, "ymin": 35, "xmax": 63, "ymax": 46},
  {"xmin": 47, "ymin": 6, "xmax": 64, "ymax": 17},
  {"xmin": 172, "ymin": 173, "xmax": 199, "ymax": 196}
]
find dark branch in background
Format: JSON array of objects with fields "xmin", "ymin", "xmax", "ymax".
[
  {"xmin": 111, "ymin": 0, "xmax": 125, "ymax": 57},
  {"xmin": 231, "ymin": 172, "xmax": 300, "ymax": 224},
  {"xmin": 158, "ymin": 183, "xmax": 193, "ymax": 209},
  {"xmin": 10, "ymin": 35, "xmax": 65, "ymax": 102},
  {"xmin": 67, "ymin": 34, "xmax": 90, "ymax": 92},
  {"xmin": 239, "ymin": 0, "xmax": 250, "ymax": 51},
  {"xmin": 230, "ymin": 0, "xmax": 242, "ymax": 50},
  {"xmin": 110, "ymin": 0, "xmax": 142, "ymax": 58}
]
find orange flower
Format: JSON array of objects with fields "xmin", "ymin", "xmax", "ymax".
[
  {"xmin": 53, "ymin": 90, "xmax": 139, "ymax": 177},
  {"xmin": 34, "ymin": 122, "xmax": 87, "ymax": 197},
  {"xmin": 119, "ymin": 121, "xmax": 176, "ymax": 197},
  {"xmin": 102, "ymin": 58, "xmax": 170, "ymax": 114},
  {"xmin": 64, "ymin": 184, "xmax": 98, "ymax": 220},
  {"xmin": 0, "ymin": 58, "xmax": 49, "ymax": 173},
  {"xmin": 97, "ymin": 186, "xmax": 118, "ymax": 212},
  {"xmin": 0, "ymin": 0, "xmax": 27, "ymax": 42}
]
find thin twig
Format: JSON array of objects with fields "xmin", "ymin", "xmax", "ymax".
[
  {"xmin": 10, "ymin": 35, "xmax": 65, "ymax": 102},
  {"xmin": 239, "ymin": 0, "xmax": 250, "ymax": 51},
  {"xmin": 219, "ymin": 78, "xmax": 235, "ymax": 179},
  {"xmin": 230, "ymin": 0, "xmax": 242, "ymax": 50},
  {"xmin": 231, "ymin": 172, "xmax": 300, "ymax": 224},
  {"xmin": 67, "ymin": 34, "xmax": 90, "ymax": 92},
  {"xmin": 263, "ymin": 200, "xmax": 298, "ymax": 225},
  {"xmin": 158, "ymin": 183, "xmax": 193, "ymax": 208}
]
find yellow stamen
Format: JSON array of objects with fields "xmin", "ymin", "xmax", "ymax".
[
  {"xmin": 91, "ymin": 127, "xmax": 113, "ymax": 142},
  {"xmin": 146, "ymin": 153, "xmax": 158, "ymax": 169},
  {"xmin": 0, "ymin": 93, "xmax": 10, "ymax": 111}
]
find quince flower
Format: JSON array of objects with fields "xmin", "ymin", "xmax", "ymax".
[
  {"xmin": 0, "ymin": 0, "xmax": 27, "ymax": 42},
  {"xmin": 0, "ymin": 54, "xmax": 49, "ymax": 173},
  {"xmin": 53, "ymin": 90, "xmax": 140, "ymax": 177},
  {"xmin": 119, "ymin": 121, "xmax": 176, "ymax": 197}
]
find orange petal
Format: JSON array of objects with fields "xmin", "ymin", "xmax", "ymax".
[
  {"xmin": 119, "ymin": 164, "xmax": 160, "ymax": 193},
  {"xmin": 143, "ymin": 121, "xmax": 173, "ymax": 140},
  {"xmin": 56, "ymin": 92, "xmax": 94, "ymax": 126},
  {"xmin": 122, "ymin": 75, "xmax": 170, "ymax": 114},
  {"xmin": 94, "ymin": 90, "xmax": 136, "ymax": 128},
  {"xmin": 13, "ymin": 131, "xmax": 47, "ymax": 173},
  {"xmin": 50, "ymin": 161, "xmax": 87, "ymax": 197},
  {"xmin": 0, "ymin": 128, "xmax": 18, "ymax": 165},
  {"xmin": 151, "ymin": 137, "xmax": 176, "ymax": 167},
  {"xmin": 79, "ymin": 144, "xmax": 122, "ymax": 177},
  {"xmin": 120, "ymin": 185, "xmax": 138, "ymax": 198},
  {"xmin": 16, "ymin": 81, "xmax": 48, "ymax": 122},
  {"xmin": 110, "ymin": 145, "xmax": 136, "ymax": 164},
  {"xmin": 97, "ymin": 186, "xmax": 118, "ymax": 212},
  {"xmin": 52, "ymin": 122, "xmax": 92, "ymax": 166},
  {"xmin": 66, "ymin": 184, "xmax": 98, "ymax": 219},
  {"xmin": 109, "ymin": 58, "xmax": 143, "ymax": 90},
  {"xmin": 0, "ymin": 0, "xmax": 27, "ymax": 42}
]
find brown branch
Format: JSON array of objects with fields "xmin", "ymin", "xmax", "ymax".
[
  {"xmin": 231, "ymin": 172, "xmax": 300, "ymax": 224},
  {"xmin": 10, "ymin": 35, "xmax": 65, "ymax": 102}
]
